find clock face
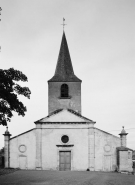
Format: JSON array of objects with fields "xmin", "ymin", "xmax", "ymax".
[
  {"xmin": 19, "ymin": 145, "xmax": 26, "ymax": 153},
  {"xmin": 104, "ymin": 144, "xmax": 111, "ymax": 152}
]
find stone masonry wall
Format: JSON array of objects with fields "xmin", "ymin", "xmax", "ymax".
[{"xmin": 48, "ymin": 82, "xmax": 81, "ymax": 114}]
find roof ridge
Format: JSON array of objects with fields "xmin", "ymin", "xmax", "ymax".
[
  {"xmin": 35, "ymin": 109, "xmax": 63, "ymax": 123},
  {"xmin": 35, "ymin": 109, "xmax": 95, "ymax": 123},
  {"xmin": 10, "ymin": 128, "xmax": 35, "ymax": 140},
  {"xmin": 47, "ymin": 109, "xmax": 63, "ymax": 117}
]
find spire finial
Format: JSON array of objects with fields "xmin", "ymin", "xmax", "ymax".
[{"xmin": 61, "ymin": 18, "xmax": 67, "ymax": 31}]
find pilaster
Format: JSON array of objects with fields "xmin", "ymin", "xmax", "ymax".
[
  {"xmin": 117, "ymin": 127, "xmax": 133, "ymax": 172},
  {"xmin": 3, "ymin": 127, "xmax": 11, "ymax": 168},
  {"xmin": 88, "ymin": 127, "xmax": 95, "ymax": 171},
  {"xmin": 36, "ymin": 124, "xmax": 42, "ymax": 170},
  {"xmin": 119, "ymin": 126, "xmax": 128, "ymax": 147}
]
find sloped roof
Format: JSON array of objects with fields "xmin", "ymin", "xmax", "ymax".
[
  {"xmin": 117, "ymin": 146, "xmax": 133, "ymax": 151},
  {"xmin": 94, "ymin": 127, "xmax": 119, "ymax": 138},
  {"xmin": 133, "ymin": 151, "xmax": 135, "ymax": 160},
  {"xmin": 10, "ymin": 129, "xmax": 35, "ymax": 140},
  {"xmin": 48, "ymin": 32, "xmax": 81, "ymax": 82},
  {"xmin": 67, "ymin": 109, "xmax": 94, "ymax": 122},
  {"xmin": 35, "ymin": 109, "xmax": 95, "ymax": 124}
]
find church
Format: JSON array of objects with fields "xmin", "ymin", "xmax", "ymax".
[{"xmin": 3, "ymin": 31, "xmax": 133, "ymax": 172}]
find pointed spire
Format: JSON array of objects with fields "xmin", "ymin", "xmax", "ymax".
[{"xmin": 48, "ymin": 32, "xmax": 81, "ymax": 82}]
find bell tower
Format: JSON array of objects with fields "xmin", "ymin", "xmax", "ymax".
[{"xmin": 48, "ymin": 32, "xmax": 82, "ymax": 114}]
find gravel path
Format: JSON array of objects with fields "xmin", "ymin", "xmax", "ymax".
[{"xmin": 0, "ymin": 170, "xmax": 135, "ymax": 185}]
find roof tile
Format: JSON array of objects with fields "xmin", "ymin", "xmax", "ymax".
[{"xmin": 48, "ymin": 32, "xmax": 81, "ymax": 82}]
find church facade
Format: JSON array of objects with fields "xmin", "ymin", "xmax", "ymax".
[{"xmin": 3, "ymin": 32, "xmax": 133, "ymax": 172}]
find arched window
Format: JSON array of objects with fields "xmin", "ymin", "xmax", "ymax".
[{"xmin": 61, "ymin": 84, "xmax": 69, "ymax": 97}]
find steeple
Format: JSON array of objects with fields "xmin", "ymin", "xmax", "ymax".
[
  {"xmin": 48, "ymin": 32, "xmax": 81, "ymax": 82},
  {"xmin": 48, "ymin": 31, "xmax": 82, "ymax": 114}
]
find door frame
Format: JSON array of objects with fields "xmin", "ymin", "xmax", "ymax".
[
  {"xmin": 57, "ymin": 148, "xmax": 73, "ymax": 171},
  {"xmin": 19, "ymin": 155, "xmax": 27, "ymax": 169},
  {"xmin": 104, "ymin": 155, "xmax": 112, "ymax": 171},
  {"xmin": 59, "ymin": 151, "xmax": 71, "ymax": 171}
]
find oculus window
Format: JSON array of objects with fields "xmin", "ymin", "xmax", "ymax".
[{"xmin": 61, "ymin": 135, "xmax": 69, "ymax": 143}]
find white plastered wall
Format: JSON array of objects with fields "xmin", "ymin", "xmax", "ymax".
[
  {"xmin": 41, "ymin": 124, "xmax": 89, "ymax": 171},
  {"xmin": 9, "ymin": 122, "xmax": 121, "ymax": 171},
  {"xmin": 9, "ymin": 129, "xmax": 36, "ymax": 169},
  {"xmin": 94, "ymin": 128, "xmax": 120, "ymax": 171}
]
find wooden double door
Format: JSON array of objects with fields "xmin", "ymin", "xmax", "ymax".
[{"xmin": 59, "ymin": 151, "xmax": 71, "ymax": 171}]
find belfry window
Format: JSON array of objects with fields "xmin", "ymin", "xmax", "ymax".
[{"xmin": 61, "ymin": 84, "xmax": 69, "ymax": 97}]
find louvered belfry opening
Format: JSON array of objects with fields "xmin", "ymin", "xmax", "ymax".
[{"xmin": 61, "ymin": 84, "xmax": 68, "ymax": 97}]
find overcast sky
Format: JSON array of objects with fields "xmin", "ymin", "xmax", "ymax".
[{"xmin": 0, "ymin": 0, "xmax": 135, "ymax": 150}]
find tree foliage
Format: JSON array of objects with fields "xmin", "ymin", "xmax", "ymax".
[
  {"xmin": 0, "ymin": 147, "xmax": 4, "ymax": 154},
  {"xmin": 0, "ymin": 68, "xmax": 31, "ymax": 126}
]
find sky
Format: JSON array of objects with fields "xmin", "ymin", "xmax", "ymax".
[{"xmin": 0, "ymin": 0, "xmax": 135, "ymax": 150}]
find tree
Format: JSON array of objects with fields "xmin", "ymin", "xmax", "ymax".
[
  {"xmin": 0, "ymin": 68, "xmax": 31, "ymax": 126},
  {"xmin": 0, "ymin": 147, "xmax": 4, "ymax": 154}
]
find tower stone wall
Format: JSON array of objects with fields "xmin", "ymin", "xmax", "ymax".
[
  {"xmin": 48, "ymin": 32, "xmax": 82, "ymax": 115},
  {"xmin": 48, "ymin": 81, "xmax": 81, "ymax": 114}
]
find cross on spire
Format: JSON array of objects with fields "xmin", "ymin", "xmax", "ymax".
[{"xmin": 61, "ymin": 18, "xmax": 67, "ymax": 31}]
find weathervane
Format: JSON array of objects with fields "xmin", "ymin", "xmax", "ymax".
[{"xmin": 61, "ymin": 18, "xmax": 67, "ymax": 31}]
